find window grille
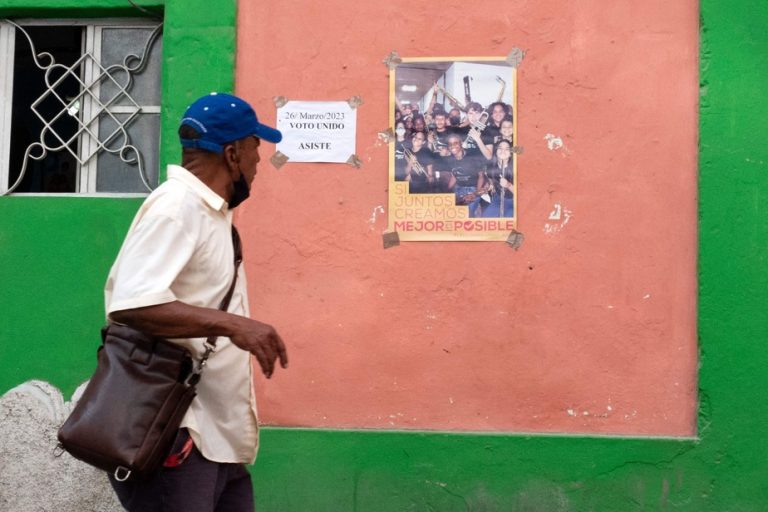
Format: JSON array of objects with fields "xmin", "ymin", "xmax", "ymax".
[{"xmin": 0, "ymin": 19, "xmax": 162, "ymax": 195}]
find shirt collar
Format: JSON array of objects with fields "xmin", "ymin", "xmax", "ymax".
[{"xmin": 167, "ymin": 164, "xmax": 228, "ymax": 213}]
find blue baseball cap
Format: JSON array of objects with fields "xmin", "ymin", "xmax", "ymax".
[{"xmin": 179, "ymin": 92, "xmax": 282, "ymax": 153}]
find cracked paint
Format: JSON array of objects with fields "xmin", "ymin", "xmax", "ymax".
[
  {"xmin": 368, "ymin": 205, "xmax": 385, "ymax": 226},
  {"xmin": 544, "ymin": 133, "xmax": 572, "ymax": 156},
  {"xmin": 544, "ymin": 203, "xmax": 573, "ymax": 234},
  {"xmin": 566, "ymin": 402, "xmax": 615, "ymax": 419},
  {"xmin": 544, "ymin": 133, "xmax": 564, "ymax": 151}
]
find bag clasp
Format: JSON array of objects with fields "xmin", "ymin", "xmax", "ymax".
[{"xmin": 114, "ymin": 466, "xmax": 132, "ymax": 481}]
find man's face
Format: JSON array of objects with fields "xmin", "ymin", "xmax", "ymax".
[
  {"xmin": 448, "ymin": 109, "xmax": 461, "ymax": 126},
  {"xmin": 235, "ymin": 136, "xmax": 261, "ymax": 187},
  {"xmin": 413, "ymin": 117, "xmax": 425, "ymax": 131},
  {"xmin": 447, "ymin": 138, "xmax": 463, "ymax": 157},
  {"xmin": 435, "ymin": 114, "xmax": 446, "ymax": 129},
  {"xmin": 492, "ymin": 104, "xmax": 506, "ymax": 123},
  {"xmin": 223, "ymin": 135, "xmax": 261, "ymax": 208},
  {"xmin": 467, "ymin": 108, "xmax": 481, "ymax": 123}
]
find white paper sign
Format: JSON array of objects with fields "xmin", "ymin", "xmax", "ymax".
[{"xmin": 276, "ymin": 101, "xmax": 357, "ymax": 163}]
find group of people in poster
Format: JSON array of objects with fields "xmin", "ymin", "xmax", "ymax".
[{"xmin": 393, "ymin": 83, "xmax": 515, "ymax": 219}]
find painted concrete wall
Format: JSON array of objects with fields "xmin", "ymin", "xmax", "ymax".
[
  {"xmin": 1, "ymin": 0, "xmax": 768, "ymax": 510},
  {"xmin": 236, "ymin": 0, "xmax": 699, "ymax": 436},
  {"xmin": 245, "ymin": 0, "xmax": 768, "ymax": 509}
]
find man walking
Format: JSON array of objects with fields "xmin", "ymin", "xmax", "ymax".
[{"xmin": 104, "ymin": 92, "xmax": 288, "ymax": 511}]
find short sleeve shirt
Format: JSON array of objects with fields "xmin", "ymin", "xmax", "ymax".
[
  {"xmin": 407, "ymin": 147, "xmax": 434, "ymax": 193},
  {"xmin": 431, "ymin": 129, "xmax": 452, "ymax": 154},
  {"xmin": 440, "ymin": 149, "xmax": 486, "ymax": 187},
  {"xmin": 451, "ymin": 126, "xmax": 494, "ymax": 152},
  {"xmin": 104, "ymin": 165, "xmax": 259, "ymax": 464}
]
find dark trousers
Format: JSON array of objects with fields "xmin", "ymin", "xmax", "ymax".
[{"xmin": 108, "ymin": 431, "xmax": 254, "ymax": 512}]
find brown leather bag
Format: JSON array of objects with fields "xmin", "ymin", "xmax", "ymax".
[
  {"xmin": 57, "ymin": 227, "xmax": 242, "ymax": 481},
  {"xmin": 57, "ymin": 325, "xmax": 200, "ymax": 480}
]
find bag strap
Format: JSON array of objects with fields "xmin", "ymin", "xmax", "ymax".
[
  {"xmin": 190, "ymin": 226, "xmax": 243, "ymax": 381},
  {"xmin": 207, "ymin": 225, "xmax": 243, "ymax": 346}
]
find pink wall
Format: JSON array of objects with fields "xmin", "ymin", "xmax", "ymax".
[{"xmin": 234, "ymin": 0, "xmax": 699, "ymax": 435}]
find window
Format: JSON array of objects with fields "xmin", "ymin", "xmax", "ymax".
[{"xmin": 0, "ymin": 19, "xmax": 162, "ymax": 195}]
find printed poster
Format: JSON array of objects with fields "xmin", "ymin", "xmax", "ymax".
[{"xmin": 388, "ymin": 58, "xmax": 518, "ymax": 241}]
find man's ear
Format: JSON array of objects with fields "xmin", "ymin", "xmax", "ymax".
[{"xmin": 223, "ymin": 144, "xmax": 240, "ymax": 171}]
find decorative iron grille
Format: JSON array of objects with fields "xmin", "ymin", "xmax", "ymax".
[{"xmin": 1, "ymin": 20, "xmax": 162, "ymax": 195}]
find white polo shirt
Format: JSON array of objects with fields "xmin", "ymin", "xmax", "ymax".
[{"xmin": 104, "ymin": 164, "xmax": 259, "ymax": 463}]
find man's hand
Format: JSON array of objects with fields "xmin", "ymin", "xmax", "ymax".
[
  {"xmin": 230, "ymin": 316, "xmax": 288, "ymax": 378},
  {"xmin": 468, "ymin": 127, "xmax": 483, "ymax": 142},
  {"xmin": 110, "ymin": 301, "xmax": 288, "ymax": 379}
]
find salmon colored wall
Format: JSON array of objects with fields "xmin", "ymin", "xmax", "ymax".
[{"xmin": 234, "ymin": 0, "xmax": 698, "ymax": 435}]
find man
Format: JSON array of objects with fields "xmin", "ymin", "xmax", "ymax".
[
  {"xmin": 427, "ymin": 110, "xmax": 452, "ymax": 157},
  {"xmin": 412, "ymin": 114, "xmax": 427, "ymax": 134},
  {"xmin": 104, "ymin": 92, "xmax": 288, "ymax": 511},
  {"xmin": 447, "ymin": 107, "xmax": 464, "ymax": 129},
  {"xmin": 398, "ymin": 100, "xmax": 413, "ymax": 121},
  {"xmin": 457, "ymin": 102, "xmax": 494, "ymax": 159},
  {"xmin": 435, "ymin": 133, "xmax": 486, "ymax": 215}
]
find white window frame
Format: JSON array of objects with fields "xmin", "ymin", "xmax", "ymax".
[{"xmin": 0, "ymin": 18, "xmax": 161, "ymax": 197}]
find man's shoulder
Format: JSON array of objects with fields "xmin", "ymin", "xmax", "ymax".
[
  {"xmin": 416, "ymin": 149, "xmax": 434, "ymax": 162},
  {"xmin": 463, "ymin": 148, "xmax": 484, "ymax": 160},
  {"xmin": 132, "ymin": 178, "xmax": 215, "ymax": 237},
  {"xmin": 141, "ymin": 179, "xmax": 194, "ymax": 215}
]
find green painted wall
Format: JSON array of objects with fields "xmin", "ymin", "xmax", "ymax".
[
  {"xmin": 0, "ymin": 0, "xmax": 238, "ymax": 398},
  {"xmin": 2, "ymin": 0, "xmax": 768, "ymax": 510},
  {"xmin": 0, "ymin": 0, "xmax": 162, "ymax": 18}
]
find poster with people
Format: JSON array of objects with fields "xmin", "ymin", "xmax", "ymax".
[{"xmin": 388, "ymin": 58, "xmax": 518, "ymax": 241}]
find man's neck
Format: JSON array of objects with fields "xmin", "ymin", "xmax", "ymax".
[{"xmin": 182, "ymin": 157, "xmax": 231, "ymax": 202}]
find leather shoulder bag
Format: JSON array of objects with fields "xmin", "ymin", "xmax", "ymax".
[{"xmin": 57, "ymin": 226, "xmax": 242, "ymax": 481}]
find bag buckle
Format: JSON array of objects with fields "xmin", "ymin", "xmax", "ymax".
[
  {"xmin": 114, "ymin": 466, "xmax": 132, "ymax": 481},
  {"xmin": 184, "ymin": 343, "xmax": 215, "ymax": 387}
]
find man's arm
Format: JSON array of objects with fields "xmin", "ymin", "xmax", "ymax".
[
  {"xmin": 110, "ymin": 301, "xmax": 288, "ymax": 378},
  {"xmin": 425, "ymin": 83, "xmax": 438, "ymax": 124},
  {"xmin": 467, "ymin": 128, "xmax": 493, "ymax": 160}
]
